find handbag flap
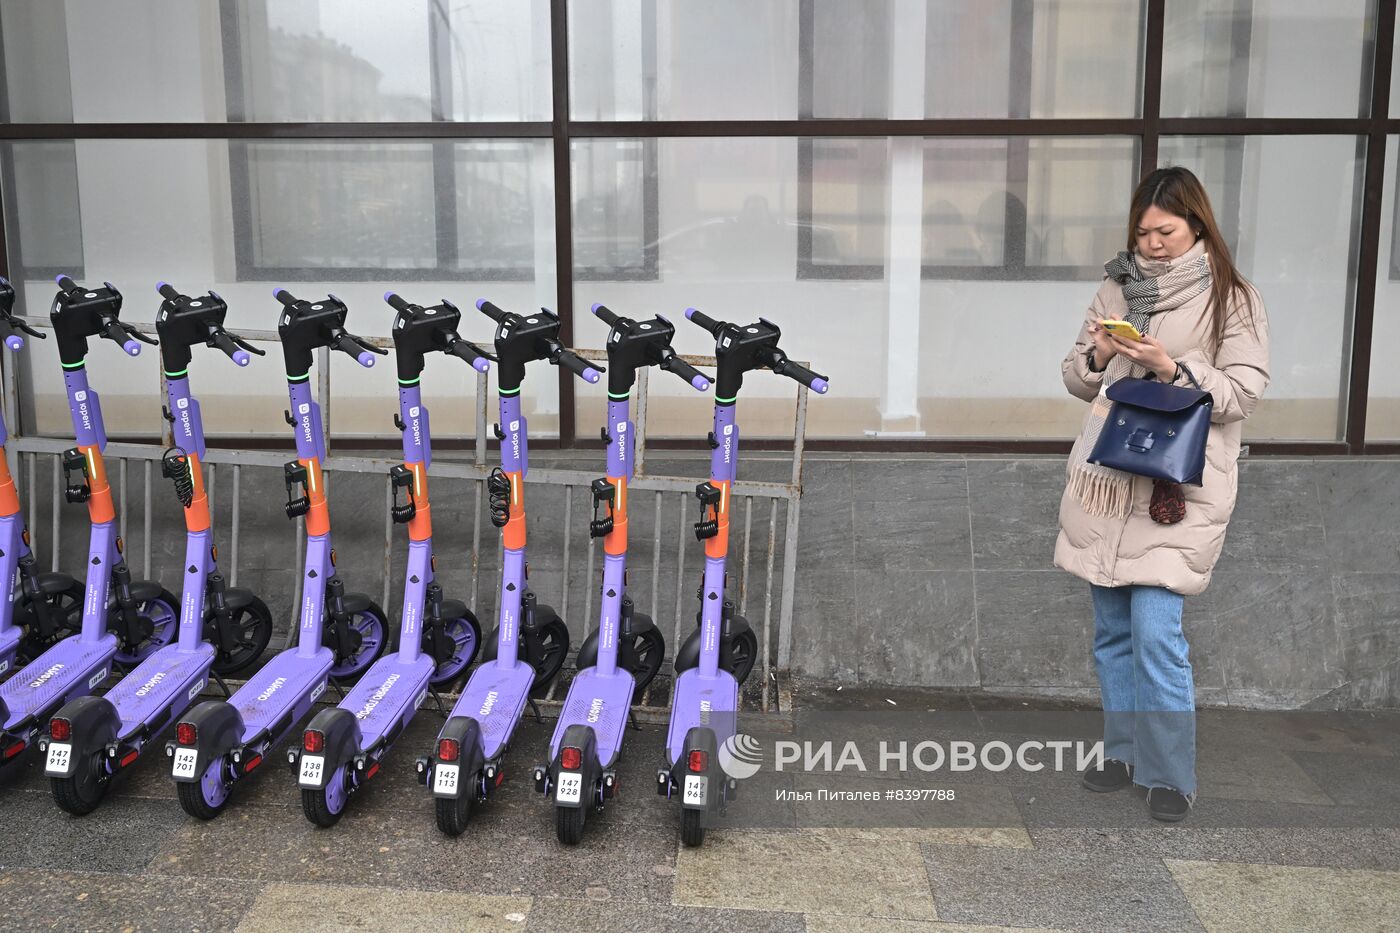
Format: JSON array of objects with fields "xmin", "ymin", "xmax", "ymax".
[{"xmin": 1104, "ymin": 377, "xmax": 1210, "ymax": 413}]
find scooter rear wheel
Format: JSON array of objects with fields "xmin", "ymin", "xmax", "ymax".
[
  {"xmin": 13, "ymin": 581, "xmax": 84, "ymax": 665},
  {"xmin": 435, "ymin": 793, "xmax": 473, "ymax": 836},
  {"xmin": 681, "ymin": 808, "xmax": 705, "ymax": 847},
  {"xmin": 556, "ymin": 804, "xmax": 585, "ymax": 845},
  {"xmin": 302, "ymin": 765, "xmax": 350, "ymax": 827},
  {"xmin": 177, "ymin": 759, "xmax": 232, "ymax": 820},
  {"xmin": 50, "ymin": 755, "xmax": 111, "ymax": 816}
]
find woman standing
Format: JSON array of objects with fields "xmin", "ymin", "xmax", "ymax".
[{"xmin": 1055, "ymin": 166, "xmax": 1270, "ymax": 822}]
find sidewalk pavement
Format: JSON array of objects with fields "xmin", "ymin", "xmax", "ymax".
[{"xmin": 1, "ymin": 686, "xmax": 1397, "ymax": 932}]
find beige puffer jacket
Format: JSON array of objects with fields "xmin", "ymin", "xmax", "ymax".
[{"xmin": 1053, "ymin": 250, "xmax": 1271, "ymax": 596}]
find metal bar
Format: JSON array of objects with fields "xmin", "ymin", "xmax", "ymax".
[
  {"xmin": 231, "ymin": 464, "xmax": 240, "ymax": 588},
  {"xmin": 475, "ymin": 368, "xmax": 488, "ymax": 467},
  {"xmin": 290, "ymin": 516, "xmax": 304, "ymax": 642},
  {"xmin": 49, "ymin": 455, "xmax": 59, "ymax": 571},
  {"xmin": 762, "ymin": 498, "xmax": 778, "ymax": 714},
  {"xmin": 1139, "ymin": 0, "xmax": 1164, "ymax": 178},
  {"xmin": 470, "ymin": 478, "xmax": 482, "ymax": 610},
  {"xmin": 26, "ymin": 453, "xmax": 35, "ymax": 546},
  {"xmin": 550, "ymin": 0, "xmax": 578, "ymax": 447},
  {"xmin": 143, "ymin": 461, "xmax": 151, "ymax": 577},
  {"xmin": 651, "ymin": 490, "xmax": 662, "ymax": 617},
  {"xmin": 583, "ymin": 509, "xmax": 595, "ymax": 632},
  {"xmin": 318, "ymin": 346, "xmax": 331, "ymax": 456},
  {"xmin": 739, "ymin": 495, "xmax": 753, "ymax": 615},
  {"xmin": 634, "ymin": 367, "xmax": 649, "ymax": 476},
  {"xmin": 119, "ymin": 458, "xmax": 128, "ymax": 552},
  {"xmin": 383, "ymin": 475, "xmax": 393, "ymax": 613},
  {"xmin": 672, "ymin": 492, "xmax": 687, "ymax": 650},
  {"xmin": 0, "ymin": 122, "xmax": 554, "ymax": 140},
  {"xmin": 207, "ymin": 461, "xmax": 216, "ymax": 540},
  {"xmin": 561, "ymin": 487, "xmax": 573, "ymax": 625},
  {"xmin": 778, "ymin": 385, "xmax": 811, "ymax": 670}
]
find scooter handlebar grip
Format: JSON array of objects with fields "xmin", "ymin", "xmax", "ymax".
[
  {"xmin": 475, "ymin": 298, "xmax": 507, "ymax": 323},
  {"xmin": 591, "ymin": 303, "xmax": 620, "ymax": 327},
  {"xmin": 211, "ymin": 330, "xmax": 251, "ymax": 367},
  {"xmin": 122, "ymin": 338, "xmax": 142, "ymax": 356},
  {"xmin": 272, "ymin": 287, "xmax": 298, "ymax": 307},
  {"xmin": 448, "ymin": 338, "xmax": 491, "ymax": 373},
  {"xmin": 5, "ymin": 334, "xmax": 24, "ymax": 351},
  {"xmin": 55, "ymin": 274, "xmax": 78, "ymax": 292},
  {"xmin": 663, "ymin": 356, "xmax": 710, "ymax": 392},
  {"xmin": 156, "ymin": 281, "xmax": 180, "ymax": 301},
  {"xmin": 333, "ymin": 333, "xmax": 376, "ymax": 368},
  {"xmin": 684, "ymin": 307, "xmax": 724, "ymax": 336},
  {"xmin": 383, "ymin": 291, "xmax": 412, "ymax": 313},
  {"xmin": 556, "ymin": 350, "xmax": 601, "ymax": 384},
  {"xmin": 776, "ymin": 359, "xmax": 829, "ymax": 394}
]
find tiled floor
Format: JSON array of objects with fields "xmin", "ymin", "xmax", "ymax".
[{"xmin": 1, "ymin": 690, "xmax": 1397, "ymax": 932}]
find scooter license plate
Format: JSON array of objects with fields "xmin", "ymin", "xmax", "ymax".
[
  {"xmin": 298, "ymin": 754, "xmax": 324, "ymax": 787},
  {"xmin": 683, "ymin": 774, "xmax": 708, "ymax": 806},
  {"xmin": 433, "ymin": 763, "xmax": 459, "ymax": 795},
  {"xmin": 171, "ymin": 747, "xmax": 199, "ymax": 779},
  {"xmin": 556, "ymin": 771, "xmax": 583, "ymax": 805},
  {"xmin": 44, "ymin": 742, "xmax": 72, "ymax": 775}
]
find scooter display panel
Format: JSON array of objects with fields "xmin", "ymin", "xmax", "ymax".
[
  {"xmin": 103, "ymin": 642, "xmax": 214, "ymax": 735},
  {"xmin": 555, "ymin": 668, "xmax": 634, "ymax": 767},
  {"xmin": 456, "ymin": 659, "xmax": 536, "ymax": 760},
  {"xmin": 0, "ymin": 633, "xmax": 117, "ymax": 726}
]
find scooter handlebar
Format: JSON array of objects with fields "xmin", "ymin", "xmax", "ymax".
[
  {"xmin": 102, "ymin": 318, "xmax": 154, "ymax": 356},
  {"xmin": 156, "ymin": 281, "xmax": 180, "ymax": 302},
  {"xmin": 448, "ymin": 336, "xmax": 492, "ymax": 373},
  {"xmin": 334, "ymin": 331, "xmax": 386, "ymax": 368},
  {"xmin": 383, "ymin": 291, "xmax": 412, "ymax": 314},
  {"xmin": 475, "ymin": 298, "xmax": 507, "ymax": 323},
  {"xmin": 55, "ymin": 274, "xmax": 78, "ymax": 293},
  {"xmin": 555, "ymin": 347, "xmax": 602, "ymax": 384},
  {"xmin": 661, "ymin": 354, "xmax": 711, "ymax": 392},
  {"xmin": 684, "ymin": 306, "xmax": 725, "ymax": 337},
  {"xmin": 772, "ymin": 355, "xmax": 829, "ymax": 394},
  {"xmin": 0, "ymin": 277, "xmax": 44, "ymax": 350},
  {"xmin": 591, "ymin": 302, "xmax": 621, "ymax": 327},
  {"xmin": 272, "ymin": 287, "xmax": 299, "ymax": 308}
]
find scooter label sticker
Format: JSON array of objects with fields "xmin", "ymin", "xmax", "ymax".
[
  {"xmin": 88, "ymin": 667, "xmax": 107, "ymax": 689},
  {"xmin": 299, "ymin": 754, "xmax": 324, "ymax": 787},
  {"xmin": 0, "ymin": 659, "xmax": 7, "ymax": 675},
  {"xmin": 310, "ymin": 680, "xmax": 327, "ymax": 703},
  {"xmin": 556, "ymin": 771, "xmax": 583, "ymax": 804},
  {"xmin": 188, "ymin": 679, "xmax": 205, "ymax": 701},
  {"xmin": 45, "ymin": 743, "xmax": 72, "ymax": 775},
  {"xmin": 172, "ymin": 747, "xmax": 199, "ymax": 779},
  {"xmin": 433, "ymin": 763, "xmax": 459, "ymax": 795},
  {"xmin": 683, "ymin": 774, "xmax": 708, "ymax": 806}
]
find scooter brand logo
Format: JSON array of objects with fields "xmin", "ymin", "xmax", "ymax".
[
  {"xmin": 699, "ymin": 699, "xmax": 712, "ymax": 725},
  {"xmin": 409, "ymin": 406, "xmax": 420, "ymax": 418},
  {"xmin": 355, "ymin": 673, "xmax": 401, "ymax": 719},
  {"xmin": 28, "ymin": 663, "xmax": 63, "ymax": 688},
  {"xmin": 75, "ymin": 391, "xmax": 93, "ymax": 433},
  {"xmin": 479, "ymin": 690, "xmax": 499, "ymax": 717},
  {"xmin": 616, "ymin": 422, "xmax": 628, "ymax": 464},
  {"xmin": 134, "ymin": 671, "xmax": 167, "ymax": 697},
  {"xmin": 719, "ymin": 733, "xmax": 764, "ymax": 779},
  {"xmin": 176, "ymin": 398, "xmax": 188, "ymax": 410},
  {"xmin": 257, "ymin": 676, "xmax": 288, "ymax": 702},
  {"xmin": 721, "ymin": 424, "xmax": 734, "ymax": 465},
  {"xmin": 75, "ymin": 391, "xmax": 88, "ymax": 402},
  {"xmin": 587, "ymin": 697, "xmax": 604, "ymax": 723},
  {"xmin": 508, "ymin": 420, "xmax": 521, "ymax": 463}
]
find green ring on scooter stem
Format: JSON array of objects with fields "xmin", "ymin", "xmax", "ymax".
[
  {"xmin": 164, "ymin": 368, "xmax": 188, "ymax": 378},
  {"xmin": 607, "ymin": 391, "xmax": 630, "ymax": 400},
  {"xmin": 715, "ymin": 394, "xmax": 737, "ymax": 404},
  {"xmin": 61, "ymin": 359, "xmax": 85, "ymax": 370},
  {"xmin": 498, "ymin": 386, "xmax": 521, "ymax": 396}
]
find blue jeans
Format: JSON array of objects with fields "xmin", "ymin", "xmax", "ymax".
[{"xmin": 1090, "ymin": 583, "xmax": 1196, "ymax": 795}]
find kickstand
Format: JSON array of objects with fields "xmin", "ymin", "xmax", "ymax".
[
  {"xmin": 629, "ymin": 710, "xmax": 640, "ymax": 731},
  {"xmin": 211, "ymin": 670, "xmax": 232, "ymax": 699},
  {"xmin": 527, "ymin": 698, "xmax": 543, "ymax": 724},
  {"xmin": 429, "ymin": 686, "xmax": 448, "ymax": 718}
]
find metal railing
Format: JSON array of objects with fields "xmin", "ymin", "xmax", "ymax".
[{"xmin": 2, "ymin": 320, "xmax": 811, "ymax": 718}]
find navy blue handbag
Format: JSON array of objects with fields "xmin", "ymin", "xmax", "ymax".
[{"xmin": 1088, "ymin": 365, "xmax": 1212, "ymax": 486}]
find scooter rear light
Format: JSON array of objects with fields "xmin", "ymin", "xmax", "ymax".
[
  {"xmin": 303, "ymin": 729, "xmax": 325, "ymax": 753},
  {"xmin": 176, "ymin": 722, "xmax": 197, "ymax": 746},
  {"xmin": 438, "ymin": 738, "xmax": 460, "ymax": 761},
  {"xmin": 49, "ymin": 718, "xmax": 72, "ymax": 742},
  {"xmin": 688, "ymin": 750, "xmax": 708, "ymax": 773},
  {"xmin": 560, "ymin": 746, "xmax": 582, "ymax": 771}
]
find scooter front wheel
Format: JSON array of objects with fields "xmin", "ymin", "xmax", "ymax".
[
  {"xmin": 435, "ymin": 792, "xmax": 473, "ymax": 836},
  {"xmin": 328, "ymin": 598, "xmax": 390, "ymax": 684},
  {"xmin": 50, "ymin": 755, "xmax": 111, "ymax": 816},
  {"xmin": 556, "ymin": 804, "xmax": 585, "ymax": 845},
  {"xmin": 209, "ymin": 595, "xmax": 274, "ymax": 677},
  {"xmin": 302, "ymin": 764, "xmax": 350, "ymax": 827},
  {"xmin": 681, "ymin": 808, "xmax": 705, "ymax": 847},
  {"xmin": 427, "ymin": 613, "xmax": 482, "ymax": 689},
  {"xmin": 13, "ymin": 580, "xmax": 84, "ymax": 664},
  {"xmin": 113, "ymin": 588, "xmax": 180, "ymax": 666},
  {"xmin": 177, "ymin": 759, "xmax": 232, "ymax": 820},
  {"xmin": 481, "ymin": 614, "xmax": 570, "ymax": 691}
]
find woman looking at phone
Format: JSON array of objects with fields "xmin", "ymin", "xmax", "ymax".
[{"xmin": 1055, "ymin": 166, "xmax": 1270, "ymax": 822}]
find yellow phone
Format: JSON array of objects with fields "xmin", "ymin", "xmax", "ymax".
[{"xmin": 1099, "ymin": 319, "xmax": 1143, "ymax": 341}]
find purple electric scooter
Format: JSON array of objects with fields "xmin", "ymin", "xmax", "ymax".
[
  {"xmin": 167, "ymin": 289, "xmax": 388, "ymax": 819},
  {"xmin": 1, "ymin": 276, "xmax": 172, "ymax": 770},
  {"xmin": 417, "ymin": 299, "xmax": 598, "ymax": 836},
  {"xmin": 288, "ymin": 291, "xmax": 490, "ymax": 828},
  {"xmin": 40, "ymin": 282, "xmax": 275, "ymax": 815},
  {"xmin": 532, "ymin": 303, "xmax": 709, "ymax": 844},
  {"xmin": 659, "ymin": 308, "xmax": 827, "ymax": 847}
]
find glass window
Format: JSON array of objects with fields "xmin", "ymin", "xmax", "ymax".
[
  {"xmin": 1160, "ymin": 135, "xmax": 1364, "ymax": 442},
  {"xmin": 1369, "ymin": 137, "xmax": 1400, "ymax": 441},
  {"xmin": 0, "ymin": 142, "xmax": 84, "ymax": 279},
  {"xmin": 0, "ymin": 0, "xmax": 550, "ymax": 123},
  {"xmin": 1161, "ymin": 0, "xmax": 1372, "ymax": 118}
]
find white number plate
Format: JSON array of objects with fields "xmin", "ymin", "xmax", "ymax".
[
  {"xmin": 45, "ymin": 742, "xmax": 72, "ymax": 775},
  {"xmin": 298, "ymin": 754, "xmax": 324, "ymax": 787},
  {"xmin": 172, "ymin": 747, "xmax": 199, "ymax": 779},
  {"xmin": 556, "ymin": 771, "xmax": 583, "ymax": 804},
  {"xmin": 683, "ymin": 774, "xmax": 708, "ymax": 806},
  {"xmin": 433, "ymin": 763, "xmax": 459, "ymax": 795}
]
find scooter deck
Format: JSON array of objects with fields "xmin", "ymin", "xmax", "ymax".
[
  {"xmin": 104, "ymin": 642, "xmax": 214, "ymax": 740},
  {"xmin": 452, "ymin": 659, "xmax": 535, "ymax": 760},
  {"xmin": 232, "ymin": 646, "xmax": 334, "ymax": 736},
  {"xmin": 337, "ymin": 652, "xmax": 435, "ymax": 747},
  {"xmin": 552, "ymin": 667, "xmax": 635, "ymax": 767},
  {"xmin": 1, "ymin": 633, "xmax": 118, "ymax": 729},
  {"xmin": 665, "ymin": 667, "xmax": 739, "ymax": 763}
]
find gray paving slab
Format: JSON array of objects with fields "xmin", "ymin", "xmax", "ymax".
[
  {"xmin": 236, "ymin": 882, "xmax": 530, "ymax": 932},
  {"xmin": 0, "ymin": 868, "xmax": 261, "ymax": 933},
  {"xmin": 1289, "ymin": 749, "xmax": 1400, "ymax": 808},
  {"xmin": 1029, "ymin": 826, "xmax": 1400, "ymax": 872},
  {"xmin": 0, "ymin": 789, "xmax": 192, "ymax": 874},
  {"xmin": 525, "ymin": 897, "xmax": 806, "ymax": 933}
]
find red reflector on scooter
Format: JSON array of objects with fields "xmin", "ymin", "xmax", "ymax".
[
  {"xmin": 438, "ymin": 738, "xmax": 459, "ymax": 761},
  {"xmin": 2, "ymin": 739, "xmax": 25, "ymax": 760},
  {"xmin": 243, "ymin": 754, "xmax": 262, "ymax": 773},
  {"xmin": 366, "ymin": 762, "xmax": 380, "ymax": 780},
  {"xmin": 49, "ymin": 718, "xmax": 72, "ymax": 742},
  {"xmin": 303, "ymin": 729, "xmax": 325, "ymax": 753},
  {"xmin": 176, "ymin": 722, "xmax": 197, "ymax": 746},
  {"xmin": 560, "ymin": 746, "xmax": 582, "ymax": 771},
  {"xmin": 688, "ymin": 750, "xmax": 708, "ymax": 773},
  {"xmin": 119, "ymin": 750, "xmax": 139, "ymax": 768}
]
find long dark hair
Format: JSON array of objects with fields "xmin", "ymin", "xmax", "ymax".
[{"xmin": 1127, "ymin": 166, "xmax": 1255, "ymax": 344}]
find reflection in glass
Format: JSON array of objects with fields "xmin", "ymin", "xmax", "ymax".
[{"xmin": 0, "ymin": 142, "xmax": 84, "ymax": 279}]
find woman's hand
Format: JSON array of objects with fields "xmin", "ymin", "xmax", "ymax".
[
  {"xmin": 1087, "ymin": 320, "xmax": 1117, "ymax": 371},
  {"xmin": 1109, "ymin": 332, "xmax": 1177, "ymax": 382}
]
